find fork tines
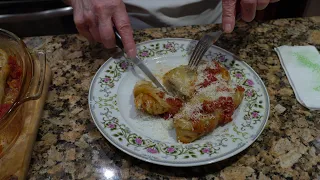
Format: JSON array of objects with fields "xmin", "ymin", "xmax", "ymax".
[{"xmin": 188, "ymin": 35, "xmax": 212, "ymax": 69}]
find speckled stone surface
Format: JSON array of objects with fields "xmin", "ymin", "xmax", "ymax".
[{"xmin": 23, "ymin": 17, "xmax": 320, "ymax": 180}]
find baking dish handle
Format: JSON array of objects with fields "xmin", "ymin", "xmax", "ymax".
[{"xmin": 16, "ymin": 50, "xmax": 47, "ymax": 105}]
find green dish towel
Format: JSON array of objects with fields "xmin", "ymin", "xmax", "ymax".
[{"xmin": 274, "ymin": 45, "xmax": 320, "ymax": 110}]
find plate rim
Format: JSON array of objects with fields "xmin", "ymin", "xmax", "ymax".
[{"xmin": 88, "ymin": 38, "xmax": 270, "ymax": 167}]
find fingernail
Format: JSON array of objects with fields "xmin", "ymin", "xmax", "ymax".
[
  {"xmin": 127, "ymin": 49, "xmax": 136, "ymax": 58},
  {"xmin": 223, "ymin": 24, "xmax": 232, "ymax": 33}
]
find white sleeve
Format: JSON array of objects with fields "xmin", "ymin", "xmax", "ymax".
[{"xmin": 123, "ymin": 0, "xmax": 222, "ymax": 29}]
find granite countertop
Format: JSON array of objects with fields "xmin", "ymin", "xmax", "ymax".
[{"xmin": 24, "ymin": 17, "xmax": 320, "ymax": 180}]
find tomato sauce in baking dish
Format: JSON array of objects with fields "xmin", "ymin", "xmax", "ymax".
[{"xmin": 0, "ymin": 52, "xmax": 22, "ymax": 119}]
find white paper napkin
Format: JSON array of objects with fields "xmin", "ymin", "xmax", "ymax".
[{"xmin": 274, "ymin": 45, "xmax": 320, "ymax": 110}]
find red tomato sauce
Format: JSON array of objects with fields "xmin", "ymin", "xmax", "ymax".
[
  {"xmin": 0, "ymin": 55, "xmax": 22, "ymax": 119},
  {"xmin": 162, "ymin": 98, "xmax": 183, "ymax": 120},
  {"xmin": 198, "ymin": 62, "xmax": 223, "ymax": 88},
  {"xmin": 199, "ymin": 73, "xmax": 218, "ymax": 88},
  {"xmin": 202, "ymin": 96, "xmax": 235, "ymax": 124},
  {"xmin": 0, "ymin": 104, "xmax": 11, "ymax": 118}
]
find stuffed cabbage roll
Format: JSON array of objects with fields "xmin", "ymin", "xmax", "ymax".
[
  {"xmin": 163, "ymin": 65, "xmax": 197, "ymax": 100},
  {"xmin": 133, "ymin": 81, "xmax": 171, "ymax": 115},
  {"xmin": 133, "ymin": 59, "xmax": 246, "ymax": 144},
  {"xmin": 133, "ymin": 80, "xmax": 183, "ymax": 117},
  {"xmin": 173, "ymin": 72, "xmax": 245, "ymax": 143},
  {"xmin": 0, "ymin": 49, "xmax": 10, "ymax": 103}
]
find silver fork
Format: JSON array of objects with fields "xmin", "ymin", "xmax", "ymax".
[
  {"xmin": 188, "ymin": 31, "xmax": 223, "ymax": 69},
  {"xmin": 188, "ymin": 14, "xmax": 242, "ymax": 70}
]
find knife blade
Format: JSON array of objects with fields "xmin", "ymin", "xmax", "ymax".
[
  {"xmin": 130, "ymin": 55, "xmax": 166, "ymax": 90},
  {"xmin": 113, "ymin": 27, "xmax": 169, "ymax": 93}
]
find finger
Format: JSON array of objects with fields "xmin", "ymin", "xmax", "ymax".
[
  {"xmin": 83, "ymin": 10, "xmax": 102, "ymax": 43},
  {"xmin": 72, "ymin": 1, "xmax": 93, "ymax": 42},
  {"xmin": 241, "ymin": 0, "xmax": 257, "ymax": 22},
  {"xmin": 257, "ymin": 0, "xmax": 270, "ymax": 10},
  {"xmin": 98, "ymin": 18, "xmax": 116, "ymax": 49},
  {"xmin": 89, "ymin": 25, "xmax": 101, "ymax": 43},
  {"xmin": 113, "ymin": 2, "xmax": 136, "ymax": 58},
  {"xmin": 83, "ymin": 10, "xmax": 101, "ymax": 42},
  {"xmin": 94, "ymin": 3, "xmax": 116, "ymax": 49},
  {"xmin": 222, "ymin": 0, "xmax": 237, "ymax": 33}
]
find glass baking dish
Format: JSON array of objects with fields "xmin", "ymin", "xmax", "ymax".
[{"xmin": 0, "ymin": 28, "xmax": 46, "ymax": 158}]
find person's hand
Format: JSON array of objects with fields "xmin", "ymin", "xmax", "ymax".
[
  {"xmin": 67, "ymin": 0, "xmax": 136, "ymax": 58},
  {"xmin": 222, "ymin": 0, "xmax": 280, "ymax": 33}
]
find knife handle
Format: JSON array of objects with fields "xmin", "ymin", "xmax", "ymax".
[
  {"xmin": 113, "ymin": 26, "xmax": 125, "ymax": 50},
  {"xmin": 236, "ymin": 0, "xmax": 242, "ymax": 21}
]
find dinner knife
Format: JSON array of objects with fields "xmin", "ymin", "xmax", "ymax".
[{"xmin": 113, "ymin": 27, "xmax": 168, "ymax": 93}]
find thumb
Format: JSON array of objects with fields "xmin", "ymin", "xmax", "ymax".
[{"xmin": 222, "ymin": 0, "xmax": 237, "ymax": 33}]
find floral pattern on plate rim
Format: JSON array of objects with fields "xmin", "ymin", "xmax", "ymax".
[{"xmin": 89, "ymin": 38, "xmax": 269, "ymax": 166}]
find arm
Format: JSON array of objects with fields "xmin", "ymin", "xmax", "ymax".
[
  {"xmin": 64, "ymin": 0, "xmax": 137, "ymax": 58},
  {"xmin": 222, "ymin": 0, "xmax": 280, "ymax": 33}
]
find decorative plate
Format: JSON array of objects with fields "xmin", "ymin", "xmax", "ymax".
[{"xmin": 88, "ymin": 38, "xmax": 270, "ymax": 167}]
